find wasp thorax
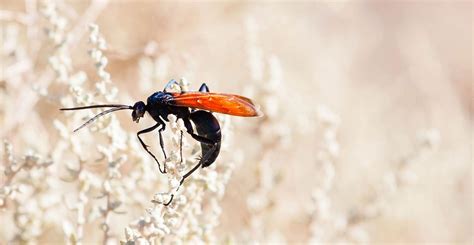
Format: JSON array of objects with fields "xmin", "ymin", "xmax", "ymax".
[{"xmin": 132, "ymin": 101, "xmax": 146, "ymax": 123}]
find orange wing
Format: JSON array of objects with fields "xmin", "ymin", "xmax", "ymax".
[{"xmin": 168, "ymin": 92, "xmax": 262, "ymax": 117}]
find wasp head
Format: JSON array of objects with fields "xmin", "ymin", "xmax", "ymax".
[{"xmin": 132, "ymin": 101, "xmax": 146, "ymax": 123}]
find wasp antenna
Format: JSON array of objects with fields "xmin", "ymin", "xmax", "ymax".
[
  {"xmin": 72, "ymin": 106, "xmax": 132, "ymax": 132},
  {"xmin": 60, "ymin": 104, "xmax": 132, "ymax": 111}
]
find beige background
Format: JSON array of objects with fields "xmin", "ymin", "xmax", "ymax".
[{"xmin": 1, "ymin": 1, "xmax": 472, "ymax": 243}]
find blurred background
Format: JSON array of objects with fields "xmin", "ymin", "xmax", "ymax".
[{"xmin": 1, "ymin": 0, "xmax": 472, "ymax": 244}]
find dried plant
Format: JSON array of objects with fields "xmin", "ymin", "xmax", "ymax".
[{"xmin": 1, "ymin": 1, "xmax": 470, "ymax": 244}]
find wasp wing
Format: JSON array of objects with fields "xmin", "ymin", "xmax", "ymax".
[{"xmin": 168, "ymin": 92, "xmax": 262, "ymax": 117}]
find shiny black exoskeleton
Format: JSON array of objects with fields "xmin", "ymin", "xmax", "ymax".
[{"xmin": 132, "ymin": 82, "xmax": 221, "ymax": 204}]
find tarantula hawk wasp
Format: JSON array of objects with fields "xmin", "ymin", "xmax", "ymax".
[{"xmin": 60, "ymin": 80, "xmax": 261, "ymax": 205}]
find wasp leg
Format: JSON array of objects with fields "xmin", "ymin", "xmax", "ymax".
[
  {"xmin": 198, "ymin": 83, "xmax": 210, "ymax": 92},
  {"xmin": 163, "ymin": 143, "xmax": 218, "ymax": 206},
  {"xmin": 158, "ymin": 124, "xmax": 167, "ymax": 171},
  {"xmin": 160, "ymin": 118, "xmax": 218, "ymax": 206},
  {"xmin": 179, "ymin": 131, "xmax": 183, "ymax": 163},
  {"xmin": 182, "ymin": 118, "xmax": 215, "ymax": 144},
  {"xmin": 137, "ymin": 121, "xmax": 167, "ymax": 174},
  {"xmin": 181, "ymin": 143, "xmax": 217, "ymax": 182}
]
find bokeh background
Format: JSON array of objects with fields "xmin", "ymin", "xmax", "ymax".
[{"xmin": 1, "ymin": 0, "xmax": 472, "ymax": 244}]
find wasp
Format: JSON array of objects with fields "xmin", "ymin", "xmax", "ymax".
[{"xmin": 61, "ymin": 80, "xmax": 261, "ymax": 204}]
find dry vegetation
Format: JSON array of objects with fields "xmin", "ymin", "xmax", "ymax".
[{"xmin": 0, "ymin": 1, "xmax": 472, "ymax": 244}]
